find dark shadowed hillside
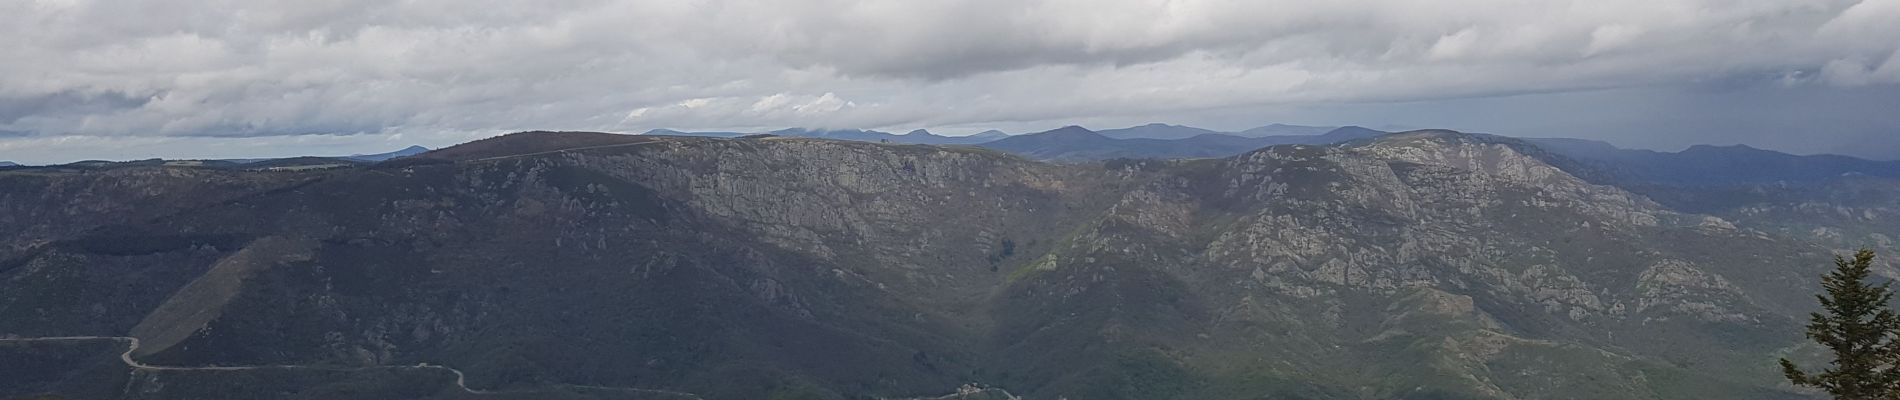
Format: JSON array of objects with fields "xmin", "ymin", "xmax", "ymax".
[
  {"xmin": 646, "ymin": 128, "xmax": 999, "ymax": 145},
  {"xmin": 346, "ymin": 145, "xmax": 432, "ymax": 162},
  {"xmin": 978, "ymin": 125, "xmax": 1387, "ymax": 161},
  {"xmin": 0, "ymin": 130, "xmax": 1847, "ymax": 400},
  {"xmin": 1529, "ymin": 138, "xmax": 1900, "ymax": 185},
  {"xmin": 1097, "ymin": 123, "xmax": 1224, "ymax": 140},
  {"xmin": 1234, "ymin": 123, "xmax": 1337, "ymax": 137}
]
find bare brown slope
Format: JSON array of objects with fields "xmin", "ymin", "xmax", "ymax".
[{"xmin": 127, "ymin": 236, "xmax": 318, "ymax": 357}]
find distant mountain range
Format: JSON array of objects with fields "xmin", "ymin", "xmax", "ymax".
[
  {"xmin": 647, "ymin": 123, "xmax": 1898, "ymax": 179},
  {"xmin": 1095, "ymin": 123, "xmax": 1223, "ymax": 140},
  {"xmin": 1528, "ymin": 137, "xmax": 1900, "ymax": 185},
  {"xmin": 647, "ymin": 123, "xmax": 1361, "ymax": 146},
  {"xmin": 646, "ymin": 128, "xmax": 1004, "ymax": 145},
  {"xmin": 18, "ymin": 121, "xmax": 1898, "ymax": 182},
  {"xmin": 1234, "ymin": 123, "xmax": 1337, "ymax": 137},
  {"xmin": 977, "ymin": 125, "xmax": 1387, "ymax": 161},
  {"xmin": 1088, "ymin": 122, "xmax": 1342, "ymax": 140},
  {"xmin": 0, "ymin": 145, "xmax": 431, "ymax": 171},
  {"xmin": 644, "ymin": 123, "xmax": 1385, "ymax": 162},
  {"xmin": 342, "ymin": 145, "xmax": 431, "ymax": 162},
  {"xmin": 213, "ymin": 145, "xmax": 430, "ymax": 165},
  {"xmin": 642, "ymin": 128, "xmax": 749, "ymax": 138},
  {"xmin": 9, "ymin": 128, "xmax": 1879, "ymax": 399}
]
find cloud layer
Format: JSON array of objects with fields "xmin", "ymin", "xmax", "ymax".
[{"xmin": 1, "ymin": 0, "xmax": 1897, "ymax": 162}]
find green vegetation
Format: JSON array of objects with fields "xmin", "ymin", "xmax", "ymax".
[
  {"xmin": 1782, "ymin": 249, "xmax": 1900, "ymax": 399},
  {"xmin": 3, "ymin": 130, "xmax": 1880, "ymax": 399}
]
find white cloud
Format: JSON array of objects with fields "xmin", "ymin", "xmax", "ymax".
[
  {"xmin": 0, "ymin": 0, "xmax": 1897, "ymax": 162},
  {"xmin": 1822, "ymin": 53, "xmax": 1900, "ymax": 86},
  {"xmin": 1584, "ymin": 25, "xmax": 1644, "ymax": 56}
]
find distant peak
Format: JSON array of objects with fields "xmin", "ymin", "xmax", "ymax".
[
  {"xmin": 1046, "ymin": 125, "xmax": 1095, "ymax": 134},
  {"xmin": 342, "ymin": 144, "xmax": 433, "ymax": 161},
  {"xmin": 1234, "ymin": 123, "xmax": 1337, "ymax": 137},
  {"xmin": 770, "ymin": 128, "xmax": 811, "ymax": 135},
  {"xmin": 904, "ymin": 129, "xmax": 933, "ymax": 136},
  {"xmin": 1324, "ymin": 125, "xmax": 1383, "ymax": 133},
  {"xmin": 1393, "ymin": 128, "xmax": 1466, "ymax": 136},
  {"xmin": 1357, "ymin": 129, "xmax": 1522, "ymax": 148},
  {"xmin": 1685, "ymin": 143, "xmax": 1763, "ymax": 152},
  {"xmin": 419, "ymin": 131, "xmax": 650, "ymax": 161},
  {"xmin": 1316, "ymin": 126, "xmax": 1387, "ymax": 139}
]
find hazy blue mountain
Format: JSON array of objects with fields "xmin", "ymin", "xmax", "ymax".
[
  {"xmin": 770, "ymin": 128, "xmax": 893, "ymax": 141},
  {"xmin": 1524, "ymin": 137, "xmax": 1900, "ymax": 264},
  {"xmin": 1528, "ymin": 137, "xmax": 1900, "ymax": 185},
  {"xmin": 892, "ymin": 129, "xmax": 1004, "ymax": 145},
  {"xmin": 648, "ymin": 128, "xmax": 997, "ymax": 145},
  {"xmin": 1233, "ymin": 123, "xmax": 1336, "ymax": 137},
  {"xmin": 342, "ymin": 145, "xmax": 430, "ymax": 162},
  {"xmin": 974, "ymin": 126, "xmax": 1124, "ymax": 160},
  {"xmin": 243, "ymin": 156, "xmax": 364, "ymax": 170},
  {"xmin": 1175, "ymin": 132, "xmax": 1273, "ymax": 148},
  {"xmin": 776, "ymin": 128, "xmax": 999, "ymax": 145},
  {"xmin": 644, "ymin": 128, "xmax": 748, "ymax": 138},
  {"xmin": 966, "ymin": 130, "xmax": 1010, "ymax": 141},
  {"xmin": 1097, "ymin": 123, "xmax": 1223, "ymax": 140},
  {"xmin": 1374, "ymin": 124, "xmax": 1425, "ymax": 132},
  {"xmin": 0, "ymin": 161, "xmax": 16, "ymax": 167},
  {"xmin": 208, "ymin": 145, "xmax": 430, "ymax": 165},
  {"xmin": 975, "ymin": 126, "xmax": 1252, "ymax": 161},
  {"xmin": 648, "ymin": 124, "xmax": 1373, "ymax": 149},
  {"xmin": 979, "ymin": 125, "xmax": 1387, "ymax": 161},
  {"xmin": 1255, "ymin": 125, "xmax": 1388, "ymax": 145}
]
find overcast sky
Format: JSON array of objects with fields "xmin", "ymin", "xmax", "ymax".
[{"xmin": 2, "ymin": 0, "xmax": 1897, "ymax": 164}]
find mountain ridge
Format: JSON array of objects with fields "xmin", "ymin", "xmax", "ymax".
[
  {"xmin": 977, "ymin": 125, "xmax": 1389, "ymax": 161},
  {"xmin": 1234, "ymin": 123, "xmax": 1336, "ymax": 137},
  {"xmin": 646, "ymin": 127, "xmax": 1000, "ymax": 145},
  {"xmin": 0, "ymin": 129, "xmax": 1849, "ymax": 399},
  {"xmin": 1097, "ymin": 123, "xmax": 1222, "ymax": 140},
  {"xmin": 1527, "ymin": 137, "xmax": 1900, "ymax": 185},
  {"xmin": 343, "ymin": 145, "xmax": 431, "ymax": 162}
]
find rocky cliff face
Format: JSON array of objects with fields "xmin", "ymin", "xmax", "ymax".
[
  {"xmin": 986, "ymin": 132, "xmax": 1819, "ymax": 399},
  {"xmin": 0, "ymin": 131, "xmax": 1839, "ymax": 400},
  {"xmin": 1651, "ymin": 177, "xmax": 1900, "ymax": 272}
]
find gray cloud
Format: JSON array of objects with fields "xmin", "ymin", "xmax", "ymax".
[
  {"xmin": 0, "ymin": 90, "xmax": 148, "ymax": 125},
  {"xmin": 0, "ymin": 0, "xmax": 1897, "ymax": 163}
]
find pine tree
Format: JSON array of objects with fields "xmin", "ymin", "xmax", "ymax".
[{"xmin": 1782, "ymin": 249, "xmax": 1900, "ymax": 399}]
